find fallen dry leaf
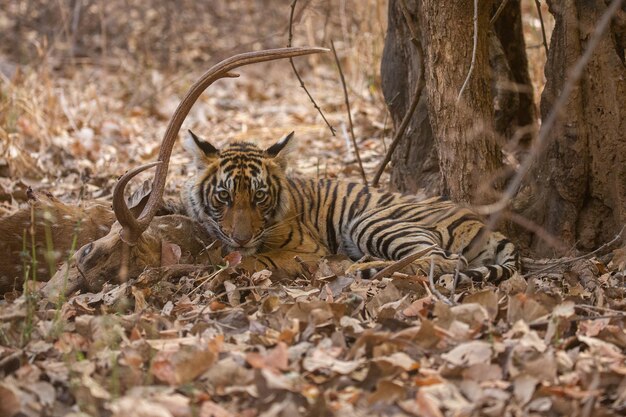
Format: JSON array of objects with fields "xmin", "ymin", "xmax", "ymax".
[
  {"xmin": 441, "ymin": 341, "xmax": 493, "ymax": 367},
  {"xmin": 151, "ymin": 338, "xmax": 220, "ymax": 385},
  {"xmin": 200, "ymin": 401, "xmax": 236, "ymax": 417},
  {"xmin": 246, "ymin": 342, "xmax": 289, "ymax": 372},
  {"xmin": 0, "ymin": 6, "xmax": 624, "ymax": 416},
  {"xmin": 303, "ymin": 346, "xmax": 363, "ymax": 375}
]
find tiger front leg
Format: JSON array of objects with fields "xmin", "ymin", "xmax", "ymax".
[
  {"xmin": 240, "ymin": 249, "xmax": 326, "ymax": 276},
  {"xmin": 407, "ymin": 249, "xmax": 468, "ymax": 277},
  {"xmin": 239, "ymin": 227, "xmax": 330, "ymax": 276},
  {"xmin": 346, "ymin": 247, "xmax": 468, "ymax": 279},
  {"xmin": 344, "ymin": 219, "xmax": 468, "ymax": 278}
]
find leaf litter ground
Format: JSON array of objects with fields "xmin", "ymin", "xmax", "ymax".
[{"xmin": 1, "ymin": 2, "xmax": 626, "ymax": 416}]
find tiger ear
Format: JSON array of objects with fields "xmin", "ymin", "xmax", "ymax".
[
  {"xmin": 184, "ymin": 130, "xmax": 219, "ymax": 166},
  {"xmin": 266, "ymin": 131, "xmax": 296, "ymax": 169}
]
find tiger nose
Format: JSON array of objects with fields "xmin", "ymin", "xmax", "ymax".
[{"xmin": 232, "ymin": 233, "xmax": 252, "ymax": 246}]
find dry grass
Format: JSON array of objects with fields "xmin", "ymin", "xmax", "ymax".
[{"xmin": 0, "ymin": 0, "xmax": 394, "ymax": 211}]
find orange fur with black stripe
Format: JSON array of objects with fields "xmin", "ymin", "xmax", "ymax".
[{"xmin": 182, "ymin": 131, "xmax": 519, "ymax": 283}]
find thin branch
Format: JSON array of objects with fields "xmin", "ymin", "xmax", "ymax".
[
  {"xmin": 457, "ymin": 0, "xmax": 479, "ymax": 102},
  {"xmin": 575, "ymin": 304, "xmax": 626, "ymax": 315},
  {"xmin": 189, "ymin": 266, "xmax": 225, "ymax": 296},
  {"xmin": 428, "ymin": 258, "xmax": 455, "ymax": 306},
  {"xmin": 532, "ymin": 226, "xmax": 625, "ymax": 275},
  {"xmin": 331, "ymin": 40, "xmax": 367, "ymax": 184},
  {"xmin": 288, "ymin": 0, "xmax": 335, "ymax": 136},
  {"xmin": 372, "ymin": 76, "xmax": 423, "ymax": 186},
  {"xmin": 534, "ymin": 0, "xmax": 550, "ymax": 56},
  {"xmin": 490, "ymin": 0, "xmax": 510, "ymax": 24},
  {"xmin": 398, "ymin": 0, "xmax": 420, "ymax": 45},
  {"xmin": 372, "ymin": 0, "xmax": 424, "ymax": 186},
  {"xmin": 479, "ymin": 0, "xmax": 624, "ymax": 230},
  {"xmin": 449, "ymin": 256, "xmax": 463, "ymax": 303},
  {"xmin": 370, "ymin": 244, "xmax": 436, "ymax": 281},
  {"xmin": 502, "ymin": 209, "xmax": 569, "ymax": 253}
]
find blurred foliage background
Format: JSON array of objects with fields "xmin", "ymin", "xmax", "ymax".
[{"xmin": 0, "ymin": 0, "xmax": 550, "ymax": 209}]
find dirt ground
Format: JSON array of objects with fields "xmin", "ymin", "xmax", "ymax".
[{"xmin": 2, "ymin": 1, "xmax": 625, "ymax": 417}]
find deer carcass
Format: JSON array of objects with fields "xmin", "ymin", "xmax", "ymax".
[
  {"xmin": 41, "ymin": 213, "xmax": 221, "ymax": 299},
  {"xmin": 0, "ymin": 191, "xmax": 115, "ymax": 294},
  {"xmin": 4, "ymin": 47, "xmax": 327, "ymax": 297}
]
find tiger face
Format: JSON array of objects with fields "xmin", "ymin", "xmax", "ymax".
[{"xmin": 183, "ymin": 131, "xmax": 294, "ymax": 255}]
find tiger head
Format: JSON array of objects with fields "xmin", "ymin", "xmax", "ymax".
[{"xmin": 183, "ymin": 130, "xmax": 295, "ymax": 255}]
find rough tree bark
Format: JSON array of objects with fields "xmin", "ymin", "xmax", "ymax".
[
  {"xmin": 381, "ymin": 0, "xmax": 537, "ymax": 204},
  {"xmin": 492, "ymin": 0, "xmax": 537, "ymax": 148},
  {"xmin": 418, "ymin": 0, "xmax": 503, "ymax": 204},
  {"xmin": 524, "ymin": 0, "xmax": 626, "ymax": 255},
  {"xmin": 380, "ymin": 0, "xmax": 440, "ymax": 196}
]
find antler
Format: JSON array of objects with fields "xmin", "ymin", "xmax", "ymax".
[
  {"xmin": 112, "ymin": 46, "xmax": 328, "ymax": 245},
  {"xmin": 112, "ymin": 161, "xmax": 161, "ymax": 232}
]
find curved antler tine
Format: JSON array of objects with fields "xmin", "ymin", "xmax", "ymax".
[
  {"xmin": 112, "ymin": 161, "xmax": 161, "ymax": 244},
  {"xmin": 121, "ymin": 46, "xmax": 328, "ymax": 244}
]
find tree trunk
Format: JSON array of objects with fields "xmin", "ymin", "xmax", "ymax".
[
  {"xmin": 418, "ymin": 0, "xmax": 504, "ymax": 204},
  {"xmin": 380, "ymin": 0, "xmax": 440, "ymax": 196},
  {"xmin": 492, "ymin": 0, "xmax": 537, "ymax": 149},
  {"xmin": 525, "ymin": 0, "xmax": 626, "ymax": 256},
  {"xmin": 382, "ymin": 0, "xmax": 511, "ymax": 204}
]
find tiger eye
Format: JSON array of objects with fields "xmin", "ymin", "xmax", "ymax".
[
  {"xmin": 254, "ymin": 190, "xmax": 267, "ymax": 201},
  {"xmin": 217, "ymin": 190, "xmax": 230, "ymax": 201}
]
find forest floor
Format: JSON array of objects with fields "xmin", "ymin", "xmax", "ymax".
[{"xmin": 1, "ymin": 1, "xmax": 625, "ymax": 416}]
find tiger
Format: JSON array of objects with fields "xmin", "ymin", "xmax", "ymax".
[{"xmin": 181, "ymin": 130, "xmax": 520, "ymax": 285}]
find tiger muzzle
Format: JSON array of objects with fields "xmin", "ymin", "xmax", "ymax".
[{"xmin": 232, "ymin": 231, "xmax": 253, "ymax": 246}]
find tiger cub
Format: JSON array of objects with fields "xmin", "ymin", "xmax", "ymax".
[{"xmin": 182, "ymin": 131, "xmax": 519, "ymax": 284}]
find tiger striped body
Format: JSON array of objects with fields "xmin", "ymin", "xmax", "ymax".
[{"xmin": 182, "ymin": 132, "xmax": 519, "ymax": 283}]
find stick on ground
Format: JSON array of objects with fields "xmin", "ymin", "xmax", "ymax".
[
  {"xmin": 457, "ymin": 0, "xmax": 479, "ymax": 101},
  {"xmin": 288, "ymin": 0, "xmax": 335, "ymax": 136},
  {"xmin": 428, "ymin": 258, "xmax": 455, "ymax": 306},
  {"xmin": 479, "ymin": 0, "xmax": 624, "ymax": 232},
  {"xmin": 372, "ymin": 0, "xmax": 425, "ymax": 187},
  {"xmin": 330, "ymin": 40, "xmax": 366, "ymax": 184}
]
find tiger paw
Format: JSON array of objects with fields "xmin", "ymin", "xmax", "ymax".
[
  {"xmin": 436, "ymin": 274, "xmax": 455, "ymax": 291},
  {"xmin": 436, "ymin": 272, "xmax": 471, "ymax": 290}
]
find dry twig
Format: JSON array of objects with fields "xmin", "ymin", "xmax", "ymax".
[
  {"xmin": 449, "ymin": 257, "xmax": 463, "ymax": 303},
  {"xmin": 372, "ymin": 0, "xmax": 425, "ymax": 186},
  {"xmin": 575, "ymin": 304, "xmax": 626, "ymax": 314},
  {"xmin": 288, "ymin": 0, "xmax": 335, "ymax": 136},
  {"xmin": 189, "ymin": 267, "xmax": 225, "ymax": 296},
  {"xmin": 581, "ymin": 368, "xmax": 601, "ymax": 417},
  {"xmin": 534, "ymin": 0, "xmax": 549, "ymax": 56},
  {"xmin": 502, "ymin": 209, "xmax": 568, "ymax": 253},
  {"xmin": 480, "ymin": 0, "xmax": 624, "ymax": 229},
  {"xmin": 490, "ymin": 0, "xmax": 510, "ymax": 24},
  {"xmin": 457, "ymin": 0, "xmax": 479, "ymax": 101},
  {"xmin": 370, "ymin": 244, "xmax": 436, "ymax": 281},
  {"xmin": 330, "ymin": 40, "xmax": 367, "ymax": 184},
  {"xmin": 530, "ymin": 313, "xmax": 626, "ymax": 328},
  {"xmin": 372, "ymin": 71, "xmax": 424, "ymax": 187},
  {"xmin": 532, "ymin": 226, "xmax": 625, "ymax": 275},
  {"xmin": 428, "ymin": 258, "xmax": 455, "ymax": 306}
]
